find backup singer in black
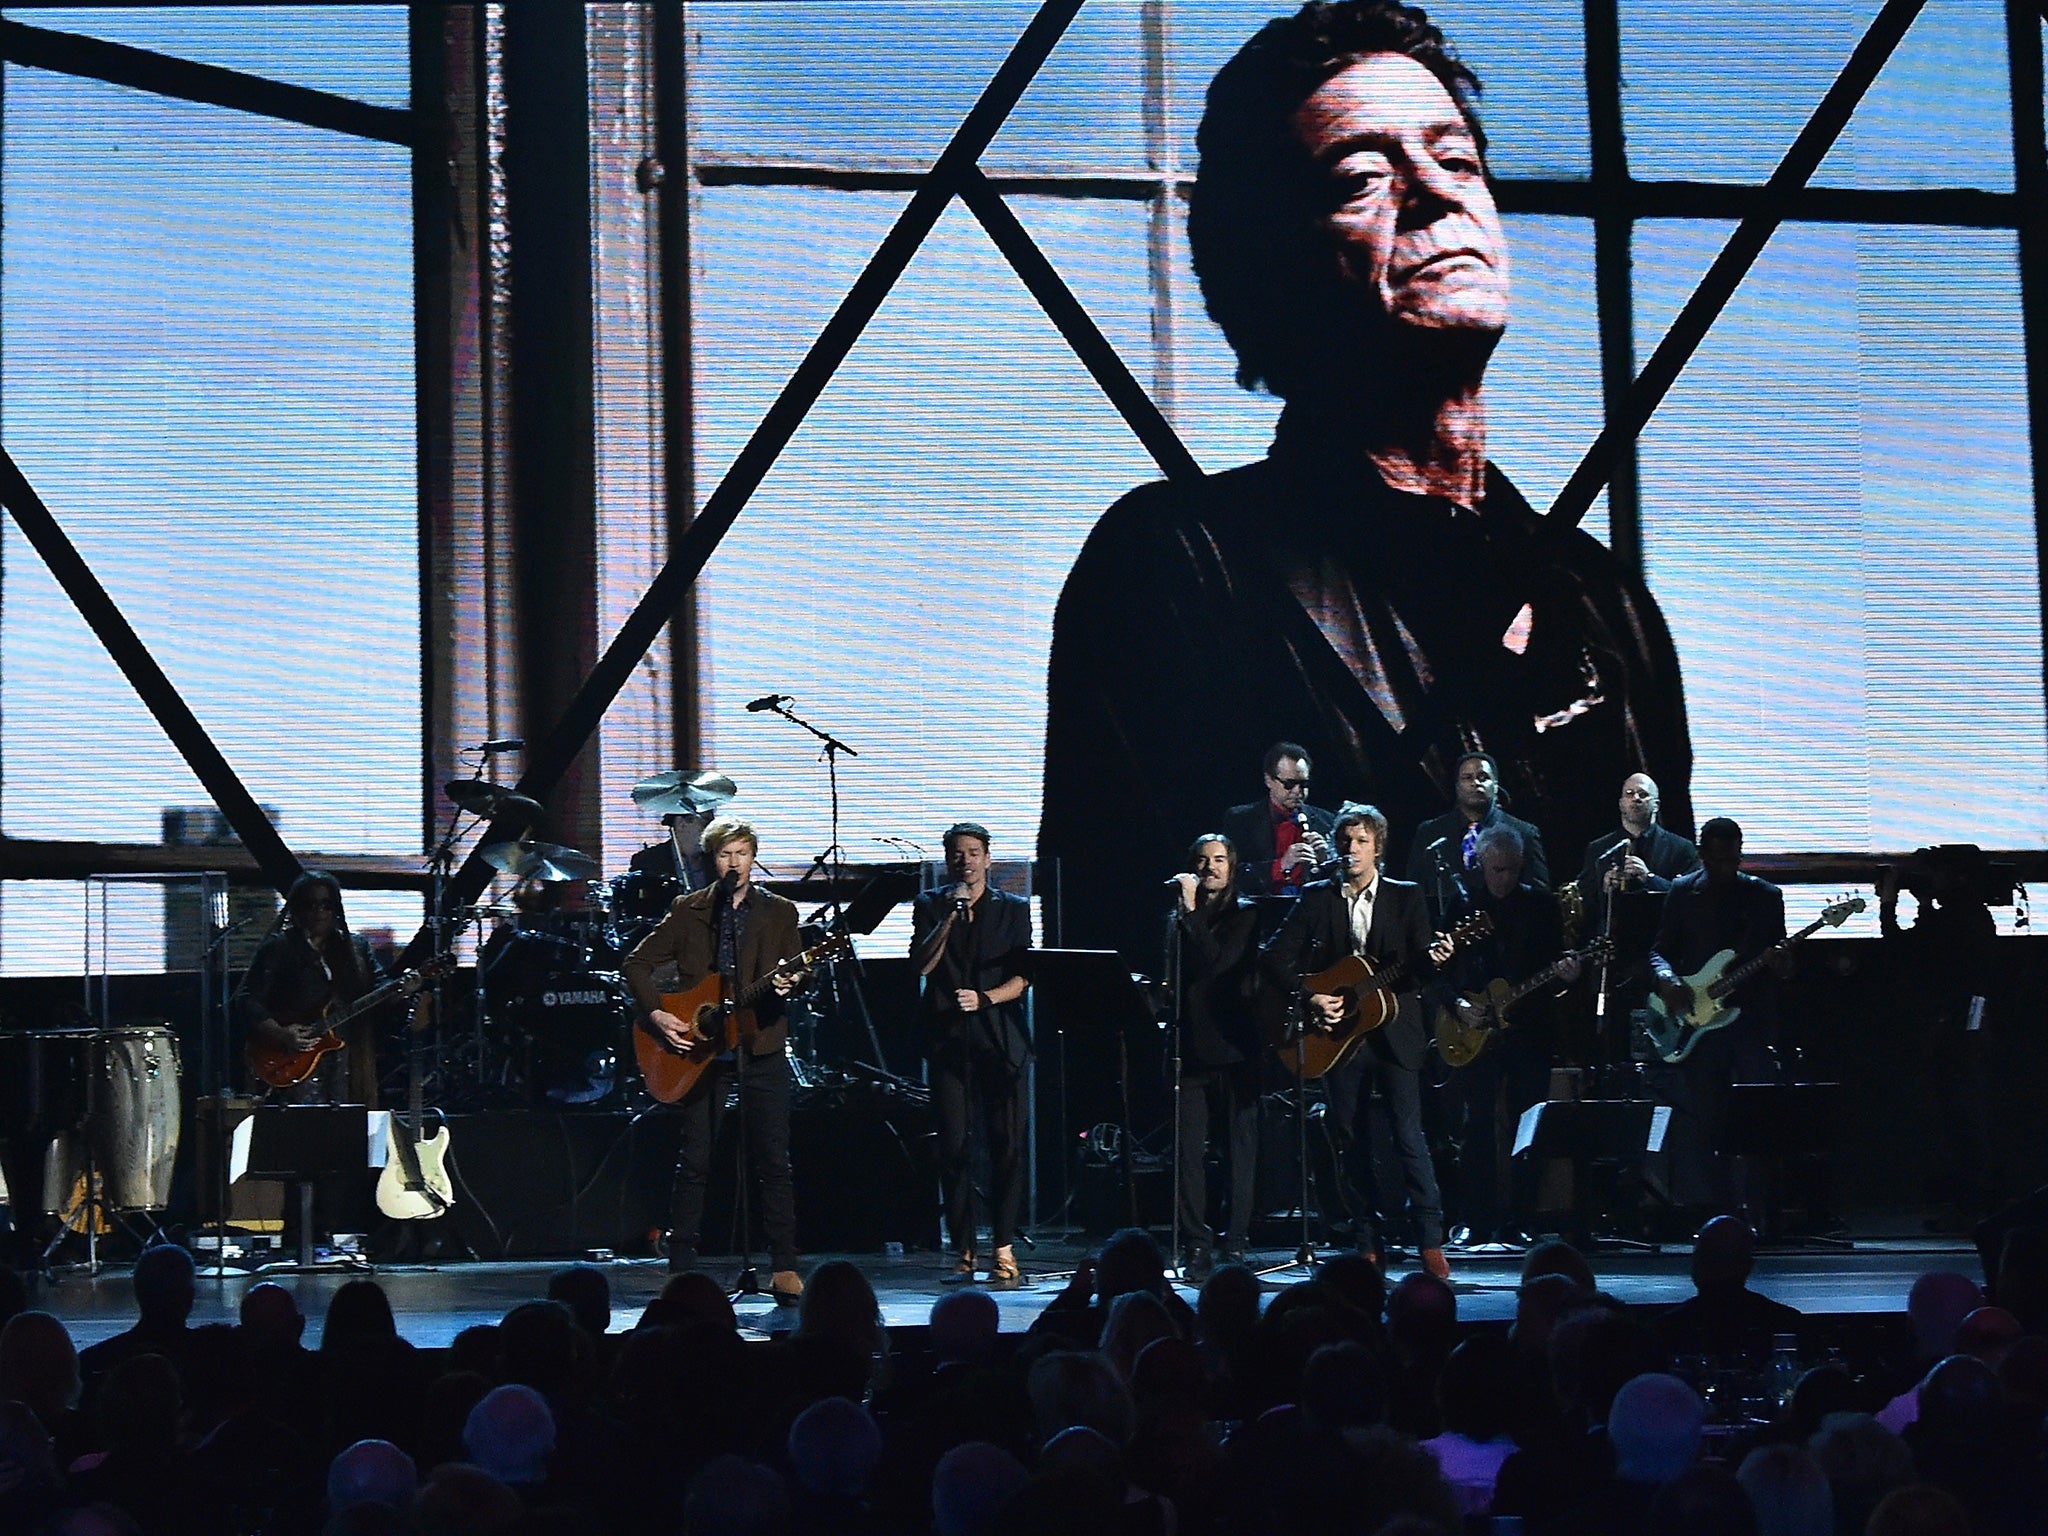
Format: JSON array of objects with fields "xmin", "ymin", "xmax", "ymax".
[
  {"xmin": 910, "ymin": 822, "xmax": 1033, "ymax": 1286},
  {"xmin": 1575, "ymin": 772, "xmax": 1700, "ymax": 919},
  {"xmin": 1263, "ymin": 803, "xmax": 1451, "ymax": 1276},
  {"xmin": 1406, "ymin": 751, "xmax": 1550, "ymax": 921},
  {"xmin": 1165, "ymin": 834, "xmax": 1263, "ymax": 1277}
]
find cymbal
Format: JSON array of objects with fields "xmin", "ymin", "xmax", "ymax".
[
  {"xmin": 478, "ymin": 840, "xmax": 601, "ymax": 883},
  {"xmin": 445, "ymin": 779, "xmax": 545, "ymax": 822},
  {"xmin": 632, "ymin": 768, "xmax": 738, "ymax": 817}
]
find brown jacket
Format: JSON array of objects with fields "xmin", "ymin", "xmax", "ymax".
[{"xmin": 620, "ymin": 883, "xmax": 801, "ymax": 1056}]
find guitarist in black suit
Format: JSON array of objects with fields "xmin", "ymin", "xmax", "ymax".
[
  {"xmin": 1647, "ymin": 817, "xmax": 1786, "ymax": 1214},
  {"xmin": 1442, "ymin": 826, "xmax": 1581, "ymax": 1247},
  {"xmin": 1405, "ymin": 752, "xmax": 1550, "ymax": 922},
  {"xmin": 236, "ymin": 871, "xmax": 386, "ymax": 1105},
  {"xmin": 1219, "ymin": 741, "xmax": 1337, "ymax": 900},
  {"xmin": 1264, "ymin": 803, "xmax": 1453, "ymax": 1277},
  {"xmin": 910, "ymin": 822, "xmax": 1034, "ymax": 1287},
  {"xmin": 623, "ymin": 817, "xmax": 804, "ymax": 1298}
]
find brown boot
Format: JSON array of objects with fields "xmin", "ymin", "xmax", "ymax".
[
  {"xmin": 1420, "ymin": 1247, "xmax": 1451, "ymax": 1281},
  {"xmin": 770, "ymin": 1269, "xmax": 804, "ymax": 1305},
  {"xmin": 990, "ymin": 1245, "xmax": 1023, "ymax": 1287},
  {"xmin": 943, "ymin": 1252, "xmax": 978, "ymax": 1285}
]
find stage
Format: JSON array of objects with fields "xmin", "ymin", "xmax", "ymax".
[{"xmin": 27, "ymin": 1232, "xmax": 1981, "ymax": 1349}]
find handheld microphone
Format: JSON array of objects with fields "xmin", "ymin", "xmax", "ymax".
[
  {"xmin": 1599, "ymin": 838, "xmax": 1631, "ymax": 863},
  {"xmin": 475, "ymin": 737, "xmax": 524, "ymax": 753},
  {"xmin": 1162, "ymin": 874, "xmax": 1192, "ymax": 888},
  {"xmin": 744, "ymin": 693, "xmax": 792, "ymax": 713}
]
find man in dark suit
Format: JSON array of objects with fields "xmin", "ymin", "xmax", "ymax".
[
  {"xmin": 1575, "ymin": 772, "xmax": 1700, "ymax": 915},
  {"xmin": 911, "ymin": 822, "xmax": 1034, "ymax": 1286},
  {"xmin": 1219, "ymin": 741, "xmax": 1338, "ymax": 899},
  {"xmin": 1442, "ymin": 824, "xmax": 1580, "ymax": 1247},
  {"xmin": 1648, "ymin": 818, "xmax": 1787, "ymax": 1211},
  {"xmin": 1265, "ymin": 803, "xmax": 1452, "ymax": 1277},
  {"xmin": 1406, "ymin": 751, "xmax": 1550, "ymax": 920},
  {"xmin": 622, "ymin": 816, "xmax": 804, "ymax": 1297},
  {"xmin": 1165, "ymin": 833, "xmax": 1264, "ymax": 1277}
]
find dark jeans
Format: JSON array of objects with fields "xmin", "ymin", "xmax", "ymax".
[
  {"xmin": 1326, "ymin": 1044, "xmax": 1443, "ymax": 1252},
  {"xmin": 1178, "ymin": 1061, "xmax": 1259, "ymax": 1253},
  {"xmin": 932, "ymin": 1047, "xmax": 1028, "ymax": 1253},
  {"xmin": 669, "ymin": 1051, "xmax": 798, "ymax": 1271}
]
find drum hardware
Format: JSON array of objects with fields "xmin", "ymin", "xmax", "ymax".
[{"xmin": 444, "ymin": 779, "xmax": 546, "ymax": 824}]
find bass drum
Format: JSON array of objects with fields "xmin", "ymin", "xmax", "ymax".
[
  {"xmin": 607, "ymin": 869, "xmax": 685, "ymax": 955},
  {"xmin": 505, "ymin": 971, "xmax": 630, "ymax": 1107}
]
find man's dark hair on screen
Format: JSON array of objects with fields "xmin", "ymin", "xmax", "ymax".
[{"xmin": 1188, "ymin": 0, "xmax": 1488, "ymax": 400}]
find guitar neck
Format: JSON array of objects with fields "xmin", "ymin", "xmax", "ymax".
[{"xmin": 1711, "ymin": 917, "xmax": 1825, "ymax": 998}]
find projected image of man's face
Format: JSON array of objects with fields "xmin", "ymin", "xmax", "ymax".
[{"xmin": 1293, "ymin": 52, "xmax": 1508, "ymax": 339}]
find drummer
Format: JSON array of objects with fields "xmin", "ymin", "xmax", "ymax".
[{"xmin": 630, "ymin": 811, "xmax": 714, "ymax": 891}]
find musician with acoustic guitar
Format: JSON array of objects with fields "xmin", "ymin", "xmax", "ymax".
[
  {"xmin": 1648, "ymin": 817, "xmax": 1789, "ymax": 1214},
  {"xmin": 620, "ymin": 816, "xmax": 804, "ymax": 1300},
  {"xmin": 1262, "ymin": 803, "xmax": 1456, "ymax": 1278},
  {"xmin": 236, "ymin": 871, "xmax": 395, "ymax": 1106}
]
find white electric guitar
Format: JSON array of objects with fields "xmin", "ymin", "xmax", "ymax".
[
  {"xmin": 376, "ymin": 993, "xmax": 455, "ymax": 1220},
  {"xmin": 1641, "ymin": 896, "xmax": 1864, "ymax": 1063}
]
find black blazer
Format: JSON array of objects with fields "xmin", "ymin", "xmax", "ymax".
[
  {"xmin": 1262, "ymin": 874, "xmax": 1436, "ymax": 1070},
  {"xmin": 1220, "ymin": 799, "xmax": 1339, "ymax": 897},
  {"xmin": 1405, "ymin": 806, "xmax": 1550, "ymax": 919},
  {"xmin": 910, "ymin": 887, "xmax": 1034, "ymax": 1069},
  {"xmin": 1168, "ymin": 892, "xmax": 1262, "ymax": 1066},
  {"xmin": 1575, "ymin": 823, "xmax": 1699, "ymax": 899}
]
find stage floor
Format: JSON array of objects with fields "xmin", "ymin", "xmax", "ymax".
[{"xmin": 25, "ymin": 1234, "xmax": 1983, "ymax": 1348}]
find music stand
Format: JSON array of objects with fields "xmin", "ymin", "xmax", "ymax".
[
  {"xmin": 238, "ymin": 1105, "xmax": 376, "ymax": 1271},
  {"xmin": 1514, "ymin": 1098, "xmax": 1669, "ymax": 1251},
  {"xmin": 1019, "ymin": 949, "xmax": 1160, "ymax": 1249}
]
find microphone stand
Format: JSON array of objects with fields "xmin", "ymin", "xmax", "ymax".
[{"xmin": 1165, "ymin": 894, "xmax": 1186, "ymax": 1279}]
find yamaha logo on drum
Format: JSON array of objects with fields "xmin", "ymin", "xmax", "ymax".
[{"xmin": 542, "ymin": 989, "xmax": 611, "ymax": 1008}]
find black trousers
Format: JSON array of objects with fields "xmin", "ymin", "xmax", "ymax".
[
  {"xmin": 932, "ymin": 1047, "xmax": 1028, "ymax": 1254},
  {"xmin": 1326, "ymin": 1042, "xmax": 1443, "ymax": 1252},
  {"xmin": 1178, "ymin": 1060, "xmax": 1259, "ymax": 1253},
  {"xmin": 669, "ymin": 1051, "xmax": 798, "ymax": 1271},
  {"xmin": 1453, "ymin": 1041, "xmax": 1550, "ymax": 1239}
]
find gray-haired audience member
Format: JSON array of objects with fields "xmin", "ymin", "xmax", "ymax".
[
  {"xmin": 932, "ymin": 1442, "xmax": 1031, "ymax": 1536},
  {"xmin": 462, "ymin": 1383, "xmax": 555, "ymax": 1487},
  {"xmin": 928, "ymin": 1288, "xmax": 1001, "ymax": 1368},
  {"xmin": 1736, "ymin": 1443, "xmax": 1833, "ymax": 1536},
  {"xmin": 786, "ymin": 1395, "xmax": 882, "ymax": 1501},
  {"xmin": 1609, "ymin": 1372, "xmax": 1707, "ymax": 1485},
  {"xmin": 326, "ymin": 1438, "xmax": 418, "ymax": 1514}
]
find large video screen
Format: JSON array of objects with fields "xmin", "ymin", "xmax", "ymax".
[{"xmin": 680, "ymin": 0, "xmax": 2041, "ymax": 954}]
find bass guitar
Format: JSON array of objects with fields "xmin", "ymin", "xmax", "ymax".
[
  {"xmin": 247, "ymin": 952, "xmax": 456, "ymax": 1088},
  {"xmin": 1276, "ymin": 912, "xmax": 1493, "ymax": 1080},
  {"xmin": 376, "ymin": 992, "xmax": 455, "ymax": 1220},
  {"xmin": 636, "ymin": 933, "xmax": 852, "ymax": 1103},
  {"xmin": 1434, "ymin": 938, "xmax": 1612, "ymax": 1069},
  {"xmin": 1641, "ymin": 896, "xmax": 1864, "ymax": 1063}
]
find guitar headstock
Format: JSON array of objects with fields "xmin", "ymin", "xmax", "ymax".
[
  {"xmin": 801, "ymin": 932, "xmax": 854, "ymax": 968},
  {"xmin": 1448, "ymin": 911, "xmax": 1495, "ymax": 949},
  {"xmin": 1820, "ymin": 896, "xmax": 1867, "ymax": 929}
]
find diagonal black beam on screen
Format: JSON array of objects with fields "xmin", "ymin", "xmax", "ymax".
[
  {"xmin": 959, "ymin": 169, "xmax": 1202, "ymax": 487},
  {"xmin": 1547, "ymin": 0, "xmax": 1929, "ymax": 530},
  {"xmin": 2006, "ymin": 0, "xmax": 2048, "ymax": 712},
  {"xmin": 429, "ymin": 0, "xmax": 1089, "ymax": 917},
  {"xmin": 0, "ymin": 17, "xmax": 415, "ymax": 146},
  {"xmin": 0, "ymin": 448, "xmax": 305, "ymax": 893}
]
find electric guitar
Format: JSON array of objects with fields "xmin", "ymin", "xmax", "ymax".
[
  {"xmin": 246, "ymin": 952, "xmax": 456, "ymax": 1088},
  {"xmin": 1641, "ymin": 897, "xmax": 1864, "ymax": 1062},
  {"xmin": 1275, "ymin": 912, "xmax": 1493, "ymax": 1080},
  {"xmin": 1434, "ymin": 937, "xmax": 1612, "ymax": 1068},
  {"xmin": 635, "ymin": 933, "xmax": 852, "ymax": 1103},
  {"xmin": 376, "ymin": 992, "xmax": 455, "ymax": 1220}
]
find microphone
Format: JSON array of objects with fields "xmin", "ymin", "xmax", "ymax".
[
  {"xmin": 1599, "ymin": 838, "xmax": 1631, "ymax": 863},
  {"xmin": 475, "ymin": 737, "xmax": 524, "ymax": 754},
  {"xmin": 745, "ymin": 693, "xmax": 791, "ymax": 713}
]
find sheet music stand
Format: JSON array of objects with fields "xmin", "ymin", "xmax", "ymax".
[
  {"xmin": 1020, "ymin": 949, "xmax": 1161, "ymax": 1241},
  {"xmin": 237, "ymin": 1105, "xmax": 378, "ymax": 1270},
  {"xmin": 1514, "ymin": 1098, "xmax": 1669, "ymax": 1251}
]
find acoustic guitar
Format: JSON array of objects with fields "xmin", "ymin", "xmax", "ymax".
[
  {"xmin": 1433, "ymin": 938, "xmax": 1612, "ymax": 1069},
  {"xmin": 1275, "ymin": 912, "xmax": 1493, "ymax": 1080},
  {"xmin": 246, "ymin": 952, "xmax": 456, "ymax": 1089},
  {"xmin": 1641, "ymin": 897, "xmax": 1863, "ymax": 1063},
  {"xmin": 635, "ymin": 933, "xmax": 852, "ymax": 1103}
]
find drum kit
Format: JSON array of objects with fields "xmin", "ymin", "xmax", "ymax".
[{"xmin": 434, "ymin": 765, "xmax": 747, "ymax": 1109}]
